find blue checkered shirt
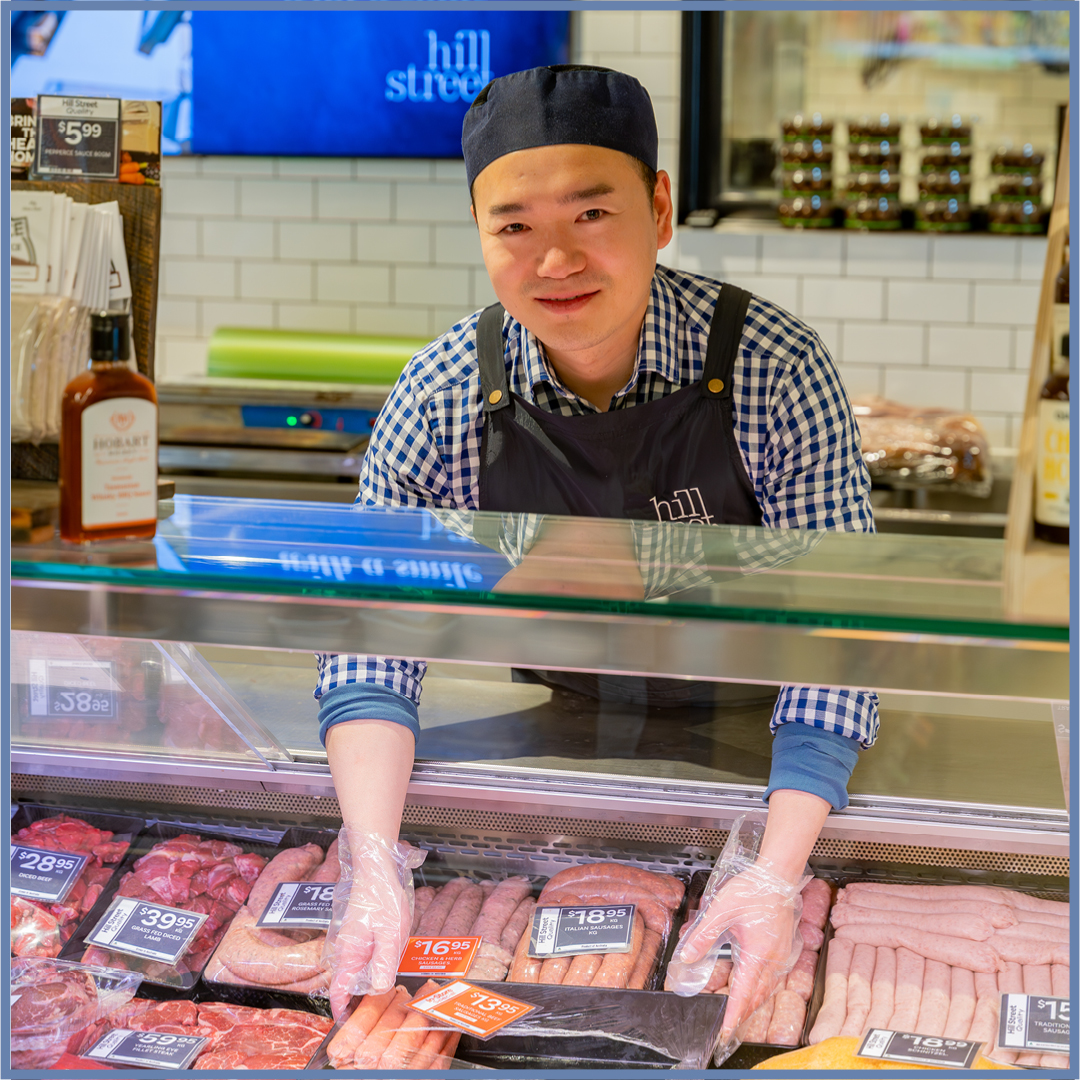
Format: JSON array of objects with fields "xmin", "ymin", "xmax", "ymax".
[{"xmin": 316, "ymin": 266, "xmax": 880, "ymax": 748}]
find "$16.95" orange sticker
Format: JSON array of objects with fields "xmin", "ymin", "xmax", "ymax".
[{"xmin": 398, "ymin": 936, "xmax": 480, "ymax": 977}]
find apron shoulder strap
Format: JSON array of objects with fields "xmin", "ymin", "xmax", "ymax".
[
  {"xmin": 701, "ymin": 284, "xmax": 752, "ymax": 399},
  {"xmin": 476, "ymin": 303, "xmax": 511, "ymax": 413}
]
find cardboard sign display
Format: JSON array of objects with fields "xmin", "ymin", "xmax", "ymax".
[
  {"xmin": 528, "ymin": 904, "xmax": 636, "ymax": 957},
  {"xmin": 406, "ymin": 980, "xmax": 536, "ymax": 1040},
  {"xmin": 36, "ymin": 95, "xmax": 121, "ymax": 179},
  {"xmin": 86, "ymin": 897, "xmax": 207, "ymax": 965}
]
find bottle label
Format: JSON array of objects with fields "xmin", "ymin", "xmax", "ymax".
[
  {"xmin": 80, "ymin": 397, "xmax": 157, "ymax": 528},
  {"xmin": 1034, "ymin": 398, "xmax": 1070, "ymax": 528},
  {"xmin": 1051, "ymin": 302, "xmax": 1069, "ymax": 372}
]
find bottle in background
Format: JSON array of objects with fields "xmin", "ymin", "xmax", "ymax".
[
  {"xmin": 1033, "ymin": 237, "xmax": 1069, "ymax": 545},
  {"xmin": 60, "ymin": 312, "xmax": 158, "ymax": 542}
]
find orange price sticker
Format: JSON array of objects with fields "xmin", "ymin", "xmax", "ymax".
[
  {"xmin": 407, "ymin": 980, "xmax": 536, "ymax": 1040},
  {"xmin": 398, "ymin": 935, "xmax": 481, "ymax": 977}
]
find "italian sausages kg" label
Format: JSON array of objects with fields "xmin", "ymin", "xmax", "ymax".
[{"xmin": 528, "ymin": 904, "xmax": 635, "ymax": 957}]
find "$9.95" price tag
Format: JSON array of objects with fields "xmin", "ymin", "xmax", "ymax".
[
  {"xmin": 407, "ymin": 981, "xmax": 536, "ymax": 1039},
  {"xmin": 86, "ymin": 897, "xmax": 208, "ymax": 965}
]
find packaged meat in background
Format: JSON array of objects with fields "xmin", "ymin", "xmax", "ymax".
[
  {"xmin": 10, "ymin": 958, "xmax": 142, "ymax": 1069},
  {"xmin": 852, "ymin": 395, "xmax": 992, "ymax": 496},
  {"xmin": 10, "ymin": 806, "xmax": 143, "ymax": 959},
  {"xmin": 204, "ymin": 827, "xmax": 340, "ymax": 995},
  {"xmin": 64, "ymin": 825, "xmax": 272, "ymax": 989},
  {"xmin": 749, "ymin": 1035, "xmax": 1015, "ymax": 1070}
]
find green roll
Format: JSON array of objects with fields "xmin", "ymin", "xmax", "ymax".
[{"xmin": 207, "ymin": 327, "xmax": 429, "ymax": 384}]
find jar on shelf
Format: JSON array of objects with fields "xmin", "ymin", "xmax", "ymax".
[
  {"xmin": 779, "ymin": 139, "xmax": 833, "ymax": 171},
  {"xmin": 987, "ymin": 199, "xmax": 1047, "ymax": 234},
  {"xmin": 782, "ymin": 166, "xmax": 833, "ymax": 200},
  {"xmin": 781, "ymin": 113, "xmax": 834, "ymax": 142},
  {"xmin": 848, "ymin": 113, "xmax": 901, "ymax": 141},
  {"xmin": 920, "ymin": 143, "xmax": 972, "ymax": 174},
  {"xmin": 920, "ymin": 115, "xmax": 972, "ymax": 145},
  {"xmin": 846, "ymin": 169, "xmax": 901, "ymax": 202},
  {"xmin": 916, "ymin": 198, "xmax": 972, "ymax": 233},
  {"xmin": 778, "ymin": 195, "xmax": 836, "ymax": 229},
  {"xmin": 848, "ymin": 140, "xmax": 902, "ymax": 172},
  {"xmin": 991, "ymin": 144, "xmax": 1044, "ymax": 175},
  {"xmin": 846, "ymin": 196, "xmax": 902, "ymax": 231},
  {"xmin": 992, "ymin": 174, "xmax": 1044, "ymax": 202},
  {"xmin": 919, "ymin": 170, "xmax": 971, "ymax": 202}
]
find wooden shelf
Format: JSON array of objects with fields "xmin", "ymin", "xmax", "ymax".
[{"xmin": 1003, "ymin": 106, "xmax": 1070, "ymax": 623}]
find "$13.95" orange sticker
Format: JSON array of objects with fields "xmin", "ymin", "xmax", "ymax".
[{"xmin": 407, "ymin": 980, "xmax": 536, "ymax": 1039}]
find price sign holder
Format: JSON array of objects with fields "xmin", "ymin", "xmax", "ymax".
[
  {"xmin": 857, "ymin": 1029, "xmax": 981, "ymax": 1069},
  {"xmin": 27, "ymin": 658, "xmax": 116, "ymax": 720},
  {"xmin": 35, "ymin": 95, "xmax": 120, "ymax": 179},
  {"xmin": 86, "ymin": 1028, "xmax": 208, "ymax": 1069},
  {"xmin": 999, "ymin": 993, "xmax": 1071, "ymax": 1051},
  {"xmin": 10, "ymin": 843, "xmax": 89, "ymax": 902},
  {"xmin": 528, "ymin": 904, "xmax": 635, "ymax": 957},
  {"xmin": 255, "ymin": 881, "xmax": 334, "ymax": 929},
  {"xmin": 406, "ymin": 980, "xmax": 536, "ymax": 1040},
  {"xmin": 398, "ymin": 935, "xmax": 481, "ymax": 977},
  {"xmin": 86, "ymin": 897, "xmax": 208, "ymax": 965}
]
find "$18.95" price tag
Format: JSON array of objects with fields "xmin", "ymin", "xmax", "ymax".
[
  {"xmin": 10, "ymin": 844, "xmax": 90, "ymax": 903},
  {"xmin": 86, "ymin": 1029, "xmax": 208, "ymax": 1069},
  {"xmin": 528, "ymin": 904, "xmax": 636, "ymax": 957},
  {"xmin": 255, "ymin": 881, "xmax": 335, "ymax": 929},
  {"xmin": 86, "ymin": 897, "xmax": 208, "ymax": 965},
  {"xmin": 407, "ymin": 980, "xmax": 536, "ymax": 1040}
]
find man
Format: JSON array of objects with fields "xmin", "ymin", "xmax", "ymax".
[{"xmin": 320, "ymin": 66, "xmax": 877, "ymax": 1037}]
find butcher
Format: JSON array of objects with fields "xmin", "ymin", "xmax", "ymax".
[{"xmin": 317, "ymin": 65, "xmax": 878, "ymax": 1035}]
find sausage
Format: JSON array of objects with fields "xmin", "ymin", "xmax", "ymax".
[
  {"xmin": 886, "ymin": 947, "xmax": 925, "ymax": 1032},
  {"xmin": 1016, "ymin": 909, "xmax": 1069, "ymax": 929},
  {"xmin": 799, "ymin": 921, "xmax": 825, "ymax": 951},
  {"xmin": 830, "ymin": 903, "xmax": 995, "ymax": 942},
  {"xmin": 832, "ymin": 923, "xmax": 1006, "ymax": 973},
  {"xmin": 808, "ymin": 937, "xmax": 853, "ymax": 1044},
  {"xmin": 702, "ymin": 957, "xmax": 733, "ymax": 994},
  {"xmin": 591, "ymin": 912, "xmax": 644, "ymax": 989},
  {"xmin": 1040, "ymin": 965, "xmax": 1071, "ymax": 1069},
  {"xmin": 441, "ymin": 882, "xmax": 485, "ymax": 937},
  {"xmin": 965, "ymin": 971, "xmax": 1003, "ymax": 1051},
  {"xmin": 914, "ymin": 959, "xmax": 951, "ymax": 1037},
  {"xmin": 353, "ymin": 985, "xmax": 415, "ymax": 1068},
  {"xmin": 766, "ymin": 989, "xmax": 807, "ymax": 1047},
  {"xmin": 411, "ymin": 886, "xmax": 436, "ymax": 934},
  {"xmin": 507, "ymin": 918, "xmax": 542, "ymax": 983},
  {"xmin": 838, "ymin": 943, "xmax": 876, "ymax": 1037},
  {"xmin": 861, "ymin": 947, "xmax": 896, "ymax": 1034},
  {"xmin": 741, "ymin": 994, "xmax": 776, "ymax": 1043},
  {"xmin": 215, "ymin": 906, "xmax": 327, "ymax": 984},
  {"xmin": 540, "ymin": 864, "xmax": 684, "ymax": 910},
  {"xmin": 327, "ymin": 988, "xmax": 399, "ymax": 1068},
  {"xmin": 836, "ymin": 888, "xmax": 1018, "ymax": 929},
  {"xmin": 307, "ymin": 838, "xmax": 340, "ymax": 883},
  {"xmin": 469, "ymin": 876, "xmax": 533, "ymax": 947},
  {"xmin": 996, "ymin": 920, "xmax": 1070, "ymax": 944},
  {"xmin": 378, "ymin": 989, "xmax": 437, "ymax": 1068},
  {"xmin": 800, "ymin": 878, "xmax": 832, "ymax": 931},
  {"xmin": 245, "ymin": 844, "xmax": 324, "ymax": 919},
  {"xmin": 784, "ymin": 947, "xmax": 818, "ymax": 1002},
  {"xmin": 415, "ymin": 877, "xmax": 470, "ymax": 936},
  {"xmin": 993, "ymin": 962, "xmax": 1024, "ymax": 1064},
  {"xmin": 1014, "ymin": 965, "xmax": 1053, "ymax": 1067},
  {"xmin": 942, "ymin": 966, "xmax": 977, "ymax": 1039},
  {"xmin": 500, "ymin": 897, "xmax": 537, "ymax": 953},
  {"xmin": 987, "ymin": 934, "xmax": 1068, "ymax": 967},
  {"xmin": 563, "ymin": 953, "xmax": 604, "ymax": 987},
  {"xmin": 539, "ymin": 956, "xmax": 572, "ymax": 984},
  {"xmin": 411, "ymin": 1025, "xmax": 457, "ymax": 1070},
  {"xmin": 627, "ymin": 928, "xmax": 662, "ymax": 990},
  {"xmin": 845, "ymin": 882, "xmax": 1067, "ymax": 919},
  {"xmin": 539, "ymin": 885, "xmax": 673, "ymax": 939}
]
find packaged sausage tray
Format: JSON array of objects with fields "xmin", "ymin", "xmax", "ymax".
[
  {"xmin": 10, "ymin": 803, "xmax": 146, "ymax": 961},
  {"xmin": 58, "ymin": 822, "xmax": 278, "ymax": 991}
]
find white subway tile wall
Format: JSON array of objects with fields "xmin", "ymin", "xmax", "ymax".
[{"xmin": 153, "ymin": 9, "xmax": 1046, "ymax": 447}]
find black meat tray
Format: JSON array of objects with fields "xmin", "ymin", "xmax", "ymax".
[
  {"xmin": 58, "ymin": 822, "xmax": 279, "ymax": 991},
  {"xmin": 10, "ymin": 802, "xmax": 146, "ymax": 959},
  {"xmin": 200, "ymin": 824, "xmax": 339, "ymax": 999}
]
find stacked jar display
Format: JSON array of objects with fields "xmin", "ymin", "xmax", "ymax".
[
  {"xmin": 777, "ymin": 114, "xmax": 836, "ymax": 228},
  {"xmin": 989, "ymin": 144, "xmax": 1047, "ymax": 234},
  {"xmin": 917, "ymin": 115, "xmax": 973, "ymax": 232},
  {"xmin": 845, "ymin": 114, "xmax": 903, "ymax": 231}
]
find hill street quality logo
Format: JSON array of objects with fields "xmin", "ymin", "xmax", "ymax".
[
  {"xmin": 35, "ymin": 95, "xmax": 120, "ymax": 179},
  {"xmin": 385, "ymin": 29, "xmax": 491, "ymax": 104}
]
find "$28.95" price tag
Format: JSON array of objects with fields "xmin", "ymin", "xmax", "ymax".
[
  {"xmin": 407, "ymin": 980, "xmax": 536, "ymax": 1039},
  {"xmin": 86, "ymin": 897, "xmax": 208, "ymax": 965},
  {"xmin": 10, "ymin": 844, "xmax": 90, "ymax": 903}
]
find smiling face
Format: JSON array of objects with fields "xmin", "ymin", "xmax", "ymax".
[{"xmin": 471, "ymin": 144, "xmax": 673, "ymax": 405}]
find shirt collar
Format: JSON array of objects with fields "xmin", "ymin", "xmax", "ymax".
[{"xmin": 510, "ymin": 268, "xmax": 685, "ymax": 406}]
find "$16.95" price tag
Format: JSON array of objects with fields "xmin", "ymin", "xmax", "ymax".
[
  {"xmin": 86, "ymin": 897, "xmax": 208, "ymax": 965},
  {"xmin": 398, "ymin": 936, "xmax": 481, "ymax": 977},
  {"xmin": 407, "ymin": 980, "xmax": 536, "ymax": 1040}
]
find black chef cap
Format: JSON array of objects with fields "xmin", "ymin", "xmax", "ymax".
[{"xmin": 462, "ymin": 65, "xmax": 657, "ymax": 189}]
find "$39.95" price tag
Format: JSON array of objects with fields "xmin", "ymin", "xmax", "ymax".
[{"xmin": 86, "ymin": 897, "xmax": 208, "ymax": 965}]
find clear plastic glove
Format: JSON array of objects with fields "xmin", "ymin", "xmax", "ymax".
[
  {"xmin": 322, "ymin": 826, "xmax": 426, "ymax": 1019},
  {"xmin": 666, "ymin": 818, "xmax": 809, "ymax": 1052}
]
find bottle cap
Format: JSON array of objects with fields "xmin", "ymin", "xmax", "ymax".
[{"xmin": 90, "ymin": 311, "xmax": 130, "ymax": 362}]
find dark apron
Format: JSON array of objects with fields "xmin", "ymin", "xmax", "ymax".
[{"xmin": 475, "ymin": 283, "xmax": 778, "ymax": 728}]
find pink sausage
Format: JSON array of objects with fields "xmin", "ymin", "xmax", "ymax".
[
  {"xmin": 704, "ymin": 957, "xmax": 732, "ymax": 994},
  {"xmin": 836, "ymin": 888, "xmax": 1017, "ymax": 929},
  {"xmin": 838, "ymin": 943, "xmax": 875, "ymax": 1037},
  {"xmin": 832, "ymin": 923, "xmax": 1005, "ymax": 972},
  {"xmin": 988, "ymin": 934, "xmax": 1068, "ymax": 967},
  {"xmin": 843, "ymin": 882, "xmax": 1066, "ymax": 917},
  {"xmin": 807, "ymin": 938, "xmax": 852, "ymax": 1044},
  {"xmin": 996, "ymin": 920, "xmax": 1070, "ymax": 944},
  {"xmin": 765, "ymin": 990, "xmax": 806, "ymax": 1047},
  {"xmin": 784, "ymin": 947, "xmax": 818, "ymax": 1002},
  {"xmin": 830, "ymin": 903, "xmax": 995, "ymax": 942},
  {"xmin": 307, "ymin": 838, "xmax": 340, "ymax": 883},
  {"xmin": 1016, "ymin": 909, "xmax": 1069, "ymax": 929},
  {"xmin": 441, "ymin": 882, "xmax": 485, "ymax": 937},
  {"xmin": 469, "ymin": 877, "xmax": 532, "ymax": 948},
  {"xmin": 965, "ymin": 971, "xmax": 1002, "ymax": 1051},
  {"xmin": 411, "ymin": 887, "xmax": 436, "ymax": 935},
  {"xmin": 942, "ymin": 967, "xmax": 977, "ymax": 1039},
  {"xmin": 913, "ymin": 959, "xmax": 951, "ymax": 1037},
  {"xmin": 799, "ymin": 920, "xmax": 824, "ymax": 952},
  {"xmin": 861, "ymin": 947, "xmax": 895, "ymax": 1035},
  {"xmin": 799, "ymin": 878, "xmax": 832, "ymax": 931},
  {"xmin": 739, "ymin": 994, "xmax": 774, "ymax": 1044},
  {"xmin": 416, "ymin": 878, "xmax": 470, "ymax": 936},
  {"xmin": 886, "ymin": 947, "xmax": 924, "ymax": 1032},
  {"xmin": 500, "ymin": 897, "xmax": 536, "ymax": 954}
]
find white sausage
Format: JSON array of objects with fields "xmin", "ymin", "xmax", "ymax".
[
  {"xmin": 861, "ymin": 947, "xmax": 895, "ymax": 1035},
  {"xmin": 886, "ymin": 947, "xmax": 924, "ymax": 1031},
  {"xmin": 942, "ymin": 967, "xmax": 976, "ymax": 1039},
  {"xmin": 913, "ymin": 959, "xmax": 951, "ymax": 1037},
  {"xmin": 838, "ymin": 943, "xmax": 875, "ymax": 1037},
  {"xmin": 807, "ymin": 938, "xmax": 852, "ymax": 1044}
]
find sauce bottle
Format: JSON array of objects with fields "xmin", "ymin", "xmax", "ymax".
[
  {"xmin": 1033, "ymin": 239, "xmax": 1069, "ymax": 544},
  {"xmin": 59, "ymin": 312, "xmax": 158, "ymax": 542}
]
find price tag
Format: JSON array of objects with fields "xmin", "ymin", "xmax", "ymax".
[
  {"xmin": 255, "ymin": 881, "xmax": 334, "ymax": 929},
  {"xmin": 398, "ymin": 936, "xmax": 481, "ymax": 977},
  {"xmin": 406, "ymin": 980, "xmax": 536, "ymax": 1040},
  {"xmin": 857, "ymin": 1029, "xmax": 981, "ymax": 1069},
  {"xmin": 10, "ymin": 844, "xmax": 89, "ymax": 902},
  {"xmin": 999, "ymin": 993, "xmax": 1071, "ymax": 1051},
  {"xmin": 27, "ymin": 658, "xmax": 116, "ymax": 719},
  {"xmin": 528, "ymin": 904, "xmax": 635, "ymax": 957},
  {"xmin": 86, "ymin": 1029, "xmax": 207, "ymax": 1069},
  {"xmin": 86, "ymin": 897, "xmax": 207, "ymax": 965},
  {"xmin": 35, "ymin": 95, "xmax": 120, "ymax": 179}
]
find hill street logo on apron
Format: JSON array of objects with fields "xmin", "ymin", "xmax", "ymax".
[
  {"xmin": 649, "ymin": 488, "xmax": 715, "ymax": 525},
  {"xmin": 385, "ymin": 29, "xmax": 492, "ymax": 104}
]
